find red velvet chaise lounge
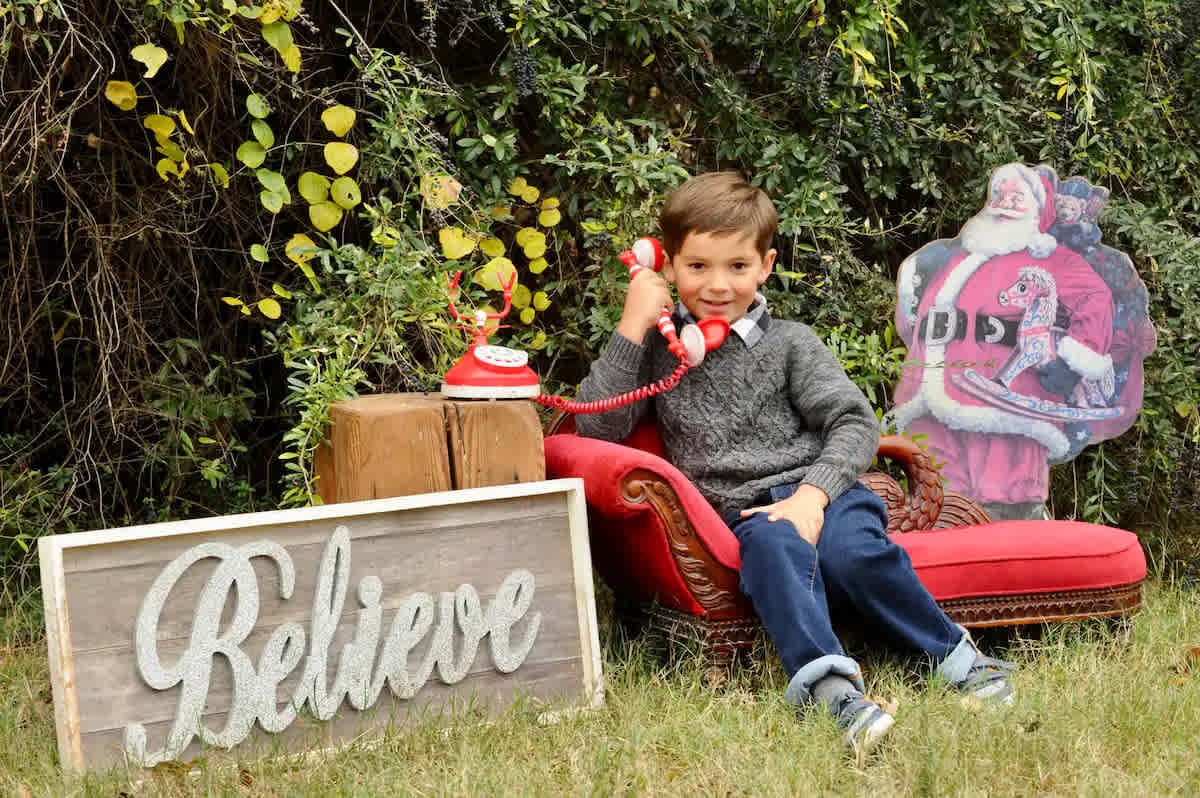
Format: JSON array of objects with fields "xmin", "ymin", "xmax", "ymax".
[{"xmin": 544, "ymin": 415, "xmax": 1147, "ymax": 664}]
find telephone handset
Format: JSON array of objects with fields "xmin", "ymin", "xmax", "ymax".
[{"xmin": 439, "ymin": 237, "xmax": 729, "ymax": 411}]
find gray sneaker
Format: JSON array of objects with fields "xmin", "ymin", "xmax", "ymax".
[
  {"xmin": 957, "ymin": 654, "xmax": 1016, "ymax": 706},
  {"xmin": 832, "ymin": 694, "xmax": 895, "ymax": 755}
]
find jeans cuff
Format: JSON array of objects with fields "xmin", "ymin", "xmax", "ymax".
[
  {"xmin": 933, "ymin": 625, "xmax": 975, "ymax": 685},
  {"xmin": 783, "ymin": 654, "xmax": 864, "ymax": 706}
]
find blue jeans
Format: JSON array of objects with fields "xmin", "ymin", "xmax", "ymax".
[{"xmin": 725, "ymin": 482, "xmax": 964, "ymax": 701}]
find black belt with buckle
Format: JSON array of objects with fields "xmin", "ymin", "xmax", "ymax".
[{"xmin": 916, "ymin": 308, "xmax": 1070, "ymax": 347}]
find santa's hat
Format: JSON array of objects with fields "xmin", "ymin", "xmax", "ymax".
[{"xmin": 989, "ymin": 163, "xmax": 1058, "ymax": 259}]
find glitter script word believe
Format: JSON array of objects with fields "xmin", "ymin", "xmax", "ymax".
[{"xmin": 123, "ymin": 525, "xmax": 540, "ymax": 766}]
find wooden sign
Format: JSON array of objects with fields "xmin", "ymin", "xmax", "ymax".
[{"xmin": 38, "ymin": 479, "xmax": 601, "ymax": 771}]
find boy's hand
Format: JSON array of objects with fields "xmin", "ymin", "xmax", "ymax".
[
  {"xmin": 740, "ymin": 484, "xmax": 830, "ymax": 547},
  {"xmin": 616, "ymin": 268, "xmax": 672, "ymax": 344}
]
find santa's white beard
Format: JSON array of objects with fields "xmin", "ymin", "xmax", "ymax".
[{"xmin": 961, "ymin": 210, "xmax": 1041, "ymax": 256}]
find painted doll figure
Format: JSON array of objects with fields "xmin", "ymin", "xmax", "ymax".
[{"xmin": 886, "ymin": 163, "xmax": 1128, "ymax": 521}]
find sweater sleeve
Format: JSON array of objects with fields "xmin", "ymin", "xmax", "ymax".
[
  {"xmin": 573, "ymin": 330, "xmax": 654, "ymax": 442},
  {"xmin": 786, "ymin": 326, "xmax": 881, "ymax": 502}
]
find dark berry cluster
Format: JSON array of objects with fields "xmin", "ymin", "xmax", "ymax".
[
  {"xmin": 515, "ymin": 52, "xmax": 538, "ymax": 98},
  {"xmin": 419, "ymin": 0, "xmax": 440, "ymax": 48},
  {"xmin": 486, "ymin": 0, "xmax": 505, "ymax": 31},
  {"xmin": 890, "ymin": 85, "xmax": 907, "ymax": 136},
  {"xmin": 816, "ymin": 54, "xmax": 833, "ymax": 107},
  {"xmin": 867, "ymin": 99, "xmax": 883, "ymax": 149}
]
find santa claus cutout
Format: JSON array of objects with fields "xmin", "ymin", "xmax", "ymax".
[{"xmin": 886, "ymin": 163, "xmax": 1156, "ymax": 521}]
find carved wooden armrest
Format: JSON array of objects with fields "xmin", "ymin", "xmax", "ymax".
[
  {"xmin": 618, "ymin": 468, "xmax": 755, "ymax": 621},
  {"xmin": 860, "ymin": 435, "xmax": 992, "ymax": 533}
]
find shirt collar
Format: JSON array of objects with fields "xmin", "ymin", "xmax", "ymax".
[{"xmin": 675, "ymin": 293, "xmax": 771, "ymax": 348}]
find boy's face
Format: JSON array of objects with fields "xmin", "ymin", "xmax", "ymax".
[{"xmin": 663, "ymin": 230, "xmax": 776, "ymax": 324}]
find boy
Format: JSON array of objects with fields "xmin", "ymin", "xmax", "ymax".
[{"xmin": 575, "ymin": 171, "xmax": 1015, "ymax": 754}]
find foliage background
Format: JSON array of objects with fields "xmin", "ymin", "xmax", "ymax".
[{"xmin": 2, "ymin": 0, "xmax": 1199, "ymax": 595}]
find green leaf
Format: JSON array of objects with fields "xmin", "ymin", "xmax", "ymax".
[
  {"xmin": 250, "ymin": 244, "xmax": 269, "ymax": 262},
  {"xmin": 246, "ymin": 93, "xmax": 271, "ymax": 119},
  {"xmin": 330, "ymin": 176, "xmax": 361, "ymax": 209},
  {"xmin": 272, "ymin": 283, "xmax": 293, "ymax": 299},
  {"xmin": 298, "ymin": 172, "xmax": 331, "ymax": 203},
  {"xmin": 260, "ymin": 189, "xmax": 284, "ymax": 214},
  {"xmin": 251, "ymin": 119, "xmax": 275, "ymax": 148},
  {"xmin": 255, "ymin": 168, "xmax": 286, "ymax": 193},
  {"xmin": 236, "ymin": 141, "xmax": 266, "ymax": 167},
  {"xmin": 262, "ymin": 21, "xmax": 294, "ymax": 54}
]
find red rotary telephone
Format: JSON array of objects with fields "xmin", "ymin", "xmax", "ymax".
[{"xmin": 439, "ymin": 237, "xmax": 730, "ymax": 413}]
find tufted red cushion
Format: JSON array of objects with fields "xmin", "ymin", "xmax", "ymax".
[{"xmin": 893, "ymin": 520, "xmax": 1146, "ymax": 601}]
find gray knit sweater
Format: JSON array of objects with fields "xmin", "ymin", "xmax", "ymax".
[{"xmin": 574, "ymin": 316, "xmax": 880, "ymax": 518}]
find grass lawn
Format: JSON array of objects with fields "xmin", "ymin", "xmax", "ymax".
[{"xmin": 1, "ymin": 579, "xmax": 1198, "ymax": 796}]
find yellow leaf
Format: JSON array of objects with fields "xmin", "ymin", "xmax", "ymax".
[
  {"xmin": 240, "ymin": 304, "xmax": 252, "ymax": 316},
  {"xmin": 321, "ymin": 105, "xmax": 357, "ymax": 137},
  {"xmin": 143, "ymin": 114, "xmax": 175, "ymax": 139},
  {"xmin": 156, "ymin": 140, "xmax": 186, "ymax": 162},
  {"xmin": 282, "ymin": 43, "xmax": 301, "ymax": 73},
  {"xmin": 520, "ymin": 307, "xmax": 535, "ymax": 324},
  {"xmin": 533, "ymin": 291, "xmax": 550, "ymax": 311},
  {"xmin": 531, "ymin": 331, "xmax": 547, "ymax": 349},
  {"xmin": 507, "ymin": 177, "xmax": 528, "ymax": 196},
  {"xmin": 176, "ymin": 159, "xmax": 190, "ymax": 179},
  {"xmin": 1057, "ymin": 83, "xmax": 1069, "ymax": 100},
  {"xmin": 523, "ymin": 241, "xmax": 547, "ymax": 259},
  {"xmin": 131, "ymin": 43, "xmax": 169, "ymax": 79},
  {"xmin": 221, "ymin": 296, "xmax": 244, "ymax": 306},
  {"xmin": 298, "ymin": 171, "xmax": 331, "ymax": 204},
  {"xmin": 105, "ymin": 81, "xmax": 138, "ymax": 111},
  {"xmin": 330, "ymin": 176, "xmax": 362, "ymax": 209},
  {"xmin": 515, "ymin": 227, "xmax": 543, "ymax": 248},
  {"xmin": 286, "ymin": 233, "xmax": 318, "ymax": 263},
  {"xmin": 208, "ymin": 162, "xmax": 230, "ymax": 188},
  {"xmin": 529, "ymin": 257, "xmax": 549, "ymax": 274},
  {"xmin": 538, "ymin": 208, "xmax": 562, "ymax": 226},
  {"xmin": 155, "ymin": 158, "xmax": 178, "ymax": 180},
  {"xmin": 520, "ymin": 185, "xmax": 540, "ymax": 203},
  {"xmin": 512, "ymin": 284, "xmax": 532, "ymax": 309},
  {"xmin": 176, "ymin": 110, "xmax": 195, "ymax": 135},
  {"xmin": 323, "ymin": 142, "xmax": 359, "ymax": 175},
  {"xmin": 420, "ymin": 174, "xmax": 462, "ymax": 210},
  {"xmin": 439, "ymin": 227, "xmax": 477, "ymax": 260},
  {"xmin": 541, "ymin": 197, "xmax": 560, "ymax": 210},
  {"xmin": 260, "ymin": 1, "xmax": 283, "ymax": 23},
  {"xmin": 309, "ymin": 201, "xmax": 344, "ymax": 232},
  {"xmin": 476, "ymin": 257, "xmax": 516, "ymax": 291},
  {"xmin": 480, "ymin": 237, "xmax": 506, "ymax": 257},
  {"xmin": 257, "ymin": 297, "xmax": 282, "ymax": 319}
]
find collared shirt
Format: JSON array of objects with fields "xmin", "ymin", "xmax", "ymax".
[{"xmin": 675, "ymin": 292, "xmax": 771, "ymax": 349}]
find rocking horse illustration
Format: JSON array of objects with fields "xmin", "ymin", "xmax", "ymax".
[{"xmin": 974, "ymin": 267, "xmax": 1123, "ymax": 417}]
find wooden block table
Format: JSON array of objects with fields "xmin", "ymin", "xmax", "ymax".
[{"xmin": 314, "ymin": 393, "xmax": 545, "ymax": 504}]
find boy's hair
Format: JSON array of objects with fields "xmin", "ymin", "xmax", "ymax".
[{"xmin": 659, "ymin": 171, "xmax": 778, "ymax": 256}]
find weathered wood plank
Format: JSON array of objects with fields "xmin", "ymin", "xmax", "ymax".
[
  {"xmin": 445, "ymin": 399, "xmax": 545, "ymax": 490},
  {"xmin": 315, "ymin": 393, "xmax": 453, "ymax": 504}
]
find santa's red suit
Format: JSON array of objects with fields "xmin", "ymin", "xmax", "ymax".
[{"xmin": 888, "ymin": 165, "xmax": 1115, "ymax": 507}]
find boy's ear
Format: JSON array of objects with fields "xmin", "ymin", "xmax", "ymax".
[
  {"xmin": 757, "ymin": 248, "xmax": 777, "ymax": 284},
  {"xmin": 661, "ymin": 254, "xmax": 677, "ymax": 283}
]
